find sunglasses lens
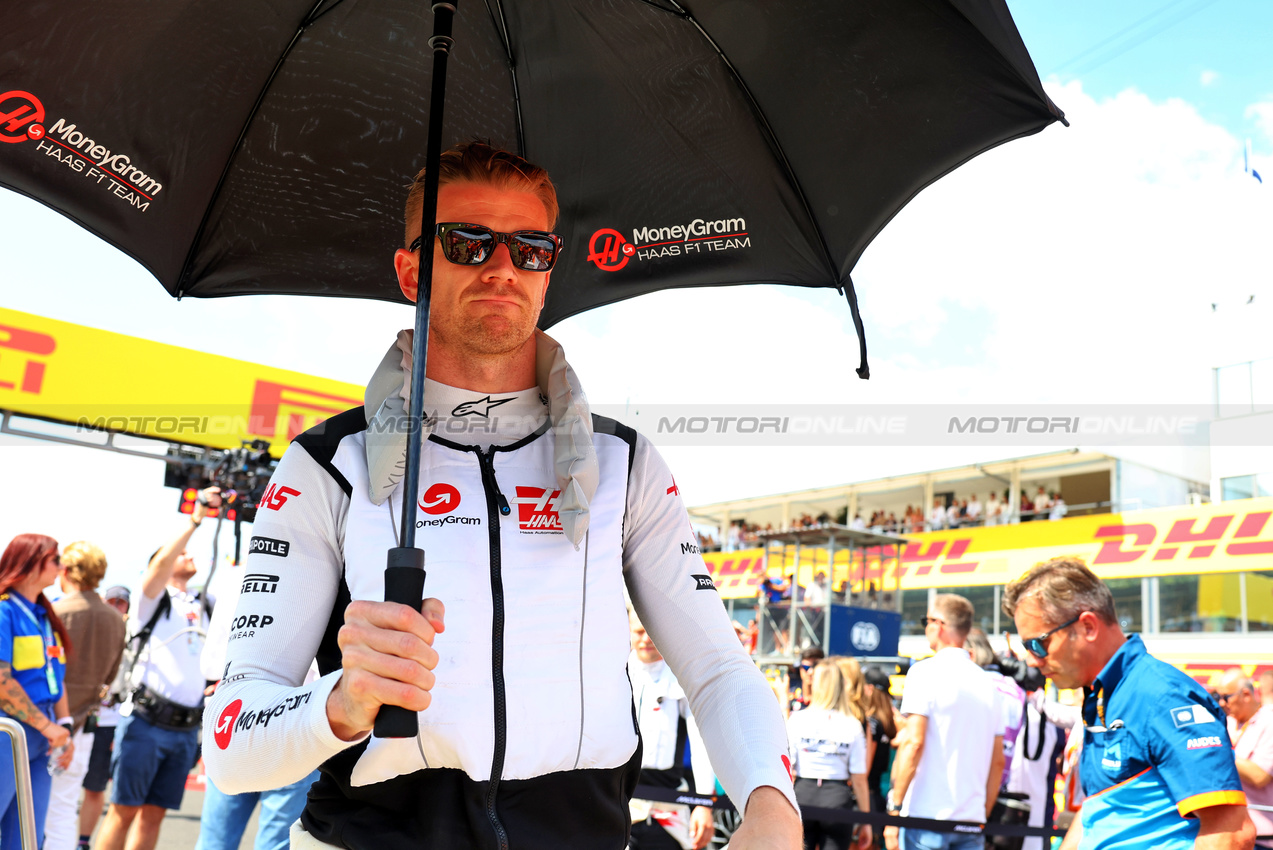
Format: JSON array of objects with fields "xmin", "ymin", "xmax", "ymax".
[
  {"xmin": 510, "ymin": 233, "xmax": 557, "ymax": 271},
  {"xmin": 1024, "ymin": 638, "xmax": 1046, "ymax": 658},
  {"xmin": 441, "ymin": 227, "xmax": 493, "ymax": 264}
]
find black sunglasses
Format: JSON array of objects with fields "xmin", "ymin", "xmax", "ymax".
[
  {"xmin": 1022, "ymin": 613, "xmax": 1083, "ymax": 658},
  {"xmin": 410, "ymin": 222, "xmax": 562, "ymax": 272},
  {"xmin": 920, "ymin": 616, "xmax": 946, "ymax": 627}
]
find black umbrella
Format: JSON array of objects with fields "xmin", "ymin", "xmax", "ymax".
[{"xmin": 1, "ymin": 0, "xmax": 1063, "ymax": 735}]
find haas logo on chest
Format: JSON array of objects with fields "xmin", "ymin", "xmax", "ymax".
[{"xmin": 513, "ymin": 486, "xmax": 563, "ymax": 534}]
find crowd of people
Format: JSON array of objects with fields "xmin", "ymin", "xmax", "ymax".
[
  {"xmin": 0, "ymin": 487, "xmax": 309, "ymax": 850},
  {"xmin": 707, "ymin": 487, "xmax": 1073, "ymax": 554}
]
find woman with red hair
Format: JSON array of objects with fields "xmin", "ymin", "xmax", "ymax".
[{"xmin": 0, "ymin": 534, "xmax": 74, "ymax": 850}]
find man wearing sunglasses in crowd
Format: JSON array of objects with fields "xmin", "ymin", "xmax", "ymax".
[
  {"xmin": 203, "ymin": 142, "xmax": 800, "ymax": 850},
  {"xmin": 885, "ymin": 594, "xmax": 1006, "ymax": 850},
  {"xmin": 1003, "ymin": 557, "xmax": 1254, "ymax": 850}
]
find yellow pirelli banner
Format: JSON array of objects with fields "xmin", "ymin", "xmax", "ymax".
[
  {"xmin": 0, "ymin": 307, "xmax": 363, "ymax": 452},
  {"xmin": 703, "ymin": 498, "xmax": 1273, "ymax": 599}
]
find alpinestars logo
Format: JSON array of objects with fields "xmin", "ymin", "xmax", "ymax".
[
  {"xmin": 513, "ymin": 486, "xmax": 563, "ymax": 534},
  {"xmin": 587, "ymin": 216, "xmax": 750, "ymax": 272},
  {"xmin": 452, "ymin": 396, "xmax": 514, "ymax": 418},
  {"xmin": 1, "ymin": 90, "xmax": 163, "ymax": 212}
]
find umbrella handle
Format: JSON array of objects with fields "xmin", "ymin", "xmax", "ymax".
[{"xmin": 374, "ymin": 553, "xmax": 427, "ymax": 738}]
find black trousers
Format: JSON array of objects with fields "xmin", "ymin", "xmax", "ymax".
[{"xmin": 795, "ymin": 777, "xmax": 857, "ymax": 850}]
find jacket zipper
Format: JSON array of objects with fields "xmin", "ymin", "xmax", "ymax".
[{"xmin": 476, "ymin": 446, "xmax": 510, "ymax": 850}]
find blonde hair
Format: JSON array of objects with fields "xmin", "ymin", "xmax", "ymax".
[
  {"xmin": 809, "ymin": 659, "xmax": 847, "ymax": 712},
  {"xmin": 61, "ymin": 541, "xmax": 107, "ymax": 591},
  {"xmin": 405, "ymin": 141, "xmax": 559, "ymax": 246},
  {"xmin": 832, "ymin": 656, "xmax": 869, "ymax": 726},
  {"xmin": 933, "ymin": 593, "xmax": 975, "ymax": 637}
]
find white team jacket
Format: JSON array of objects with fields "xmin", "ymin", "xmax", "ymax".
[{"xmin": 202, "ymin": 345, "xmax": 794, "ymax": 849}]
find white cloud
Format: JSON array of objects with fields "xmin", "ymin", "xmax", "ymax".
[
  {"xmin": 1201, "ymin": 70, "xmax": 1220, "ymax": 87},
  {"xmin": 1248, "ymin": 100, "xmax": 1273, "ymax": 146}
]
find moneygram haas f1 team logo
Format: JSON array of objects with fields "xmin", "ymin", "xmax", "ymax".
[
  {"xmin": 587, "ymin": 216, "xmax": 750, "ymax": 272},
  {"xmin": 0, "ymin": 91, "xmax": 45, "ymax": 144}
]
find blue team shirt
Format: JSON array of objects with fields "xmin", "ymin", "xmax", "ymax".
[
  {"xmin": 1079, "ymin": 635, "xmax": 1245, "ymax": 850},
  {"xmin": 0, "ymin": 592, "xmax": 66, "ymax": 708}
]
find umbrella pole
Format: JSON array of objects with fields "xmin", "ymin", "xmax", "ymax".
[{"xmin": 375, "ymin": 0, "xmax": 457, "ymax": 740}]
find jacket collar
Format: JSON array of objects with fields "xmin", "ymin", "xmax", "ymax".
[{"xmin": 363, "ymin": 328, "xmax": 598, "ymax": 547}]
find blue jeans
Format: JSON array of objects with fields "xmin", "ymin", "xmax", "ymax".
[
  {"xmin": 0, "ymin": 711, "xmax": 53, "ymax": 850},
  {"xmin": 900, "ymin": 828, "xmax": 985, "ymax": 850},
  {"xmin": 194, "ymin": 772, "xmax": 319, "ymax": 850}
]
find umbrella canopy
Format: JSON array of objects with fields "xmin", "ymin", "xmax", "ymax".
[{"xmin": 1, "ymin": 0, "xmax": 1062, "ymax": 335}]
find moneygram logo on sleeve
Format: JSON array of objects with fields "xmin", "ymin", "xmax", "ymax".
[
  {"xmin": 1, "ymin": 90, "xmax": 164, "ymax": 212},
  {"xmin": 587, "ymin": 215, "xmax": 750, "ymax": 272},
  {"xmin": 214, "ymin": 699, "xmax": 242, "ymax": 749}
]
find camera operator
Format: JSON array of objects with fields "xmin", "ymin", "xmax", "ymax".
[{"xmin": 96, "ymin": 486, "xmax": 220, "ymax": 850}]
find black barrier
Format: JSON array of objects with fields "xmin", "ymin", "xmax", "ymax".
[{"xmin": 632, "ymin": 785, "xmax": 1068, "ymax": 840}]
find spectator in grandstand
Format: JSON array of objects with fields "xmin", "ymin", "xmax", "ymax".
[
  {"xmin": 628, "ymin": 610, "xmax": 716, "ymax": 850},
  {"xmin": 807, "ymin": 572, "xmax": 829, "ymax": 607},
  {"xmin": 787, "ymin": 659, "xmax": 872, "ymax": 850},
  {"xmin": 928, "ymin": 499, "xmax": 946, "ymax": 532},
  {"xmin": 0, "ymin": 534, "xmax": 74, "ymax": 850},
  {"xmin": 967, "ymin": 630, "xmax": 1024, "ymax": 789},
  {"xmin": 1003, "ymin": 557, "xmax": 1253, "ymax": 850},
  {"xmin": 945, "ymin": 500, "xmax": 963, "ymax": 530},
  {"xmin": 79, "ymin": 586, "xmax": 130, "ymax": 850},
  {"xmin": 986, "ymin": 493, "xmax": 1003, "ymax": 527},
  {"xmin": 885, "ymin": 594, "xmax": 1005, "ymax": 850},
  {"xmin": 1261, "ymin": 671, "xmax": 1273, "ymax": 707},
  {"xmin": 1032, "ymin": 487, "xmax": 1051, "ymax": 518},
  {"xmin": 966, "ymin": 495, "xmax": 983, "ymax": 526},
  {"xmin": 1019, "ymin": 492, "xmax": 1034, "ymax": 521},
  {"xmin": 1048, "ymin": 495, "xmax": 1067, "ymax": 522},
  {"xmin": 46, "ymin": 542, "xmax": 127, "ymax": 850},
  {"xmin": 861, "ymin": 666, "xmax": 897, "ymax": 821},
  {"xmin": 851, "ymin": 513, "xmax": 867, "ymax": 531},
  {"xmin": 1214, "ymin": 668, "xmax": 1273, "ymax": 848}
]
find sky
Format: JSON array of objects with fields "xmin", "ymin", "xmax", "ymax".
[{"xmin": 2, "ymin": 1, "xmax": 1272, "ymax": 589}]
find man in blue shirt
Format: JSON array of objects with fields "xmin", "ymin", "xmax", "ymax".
[{"xmin": 1002, "ymin": 557, "xmax": 1254, "ymax": 850}]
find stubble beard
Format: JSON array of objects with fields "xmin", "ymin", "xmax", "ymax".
[{"xmin": 434, "ymin": 300, "xmax": 539, "ymax": 359}]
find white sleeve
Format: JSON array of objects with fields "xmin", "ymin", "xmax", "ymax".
[
  {"xmin": 202, "ymin": 442, "xmax": 359, "ymax": 794},
  {"xmin": 847, "ymin": 718, "xmax": 867, "ymax": 776},
  {"xmin": 899, "ymin": 663, "xmax": 932, "ymax": 717},
  {"xmin": 623, "ymin": 434, "xmax": 797, "ymax": 815}
]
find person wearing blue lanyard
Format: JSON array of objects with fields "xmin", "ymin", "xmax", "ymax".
[
  {"xmin": 0, "ymin": 533, "xmax": 74, "ymax": 850},
  {"xmin": 1003, "ymin": 557, "xmax": 1254, "ymax": 850}
]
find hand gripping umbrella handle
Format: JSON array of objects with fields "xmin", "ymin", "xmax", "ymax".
[{"xmin": 374, "ymin": 548, "xmax": 426, "ymax": 738}]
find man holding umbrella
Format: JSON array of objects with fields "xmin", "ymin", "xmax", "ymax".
[{"xmin": 203, "ymin": 143, "xmax": 800, "ymax": 849}]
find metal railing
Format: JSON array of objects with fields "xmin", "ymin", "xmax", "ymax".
[{"xmin": 0, "ymin": 718, "xmax": 39, "ymax": 850}]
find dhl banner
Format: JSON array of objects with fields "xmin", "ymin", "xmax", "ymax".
[
  {"xmin": 0, "ymin": 307, "xmax": 363, "ymax": 452},
  {"xmin": 703, "ymin": 497, "xmax": 1273, "ymax": 598}
]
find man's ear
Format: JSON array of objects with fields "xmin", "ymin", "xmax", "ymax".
[
  {"xmin": 538, "ymin": 271, "xmax": 551, "ymax": 310},
  {"xmin": 394, "ymin": 249, "xmax": 419, "ymax": 303}
]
